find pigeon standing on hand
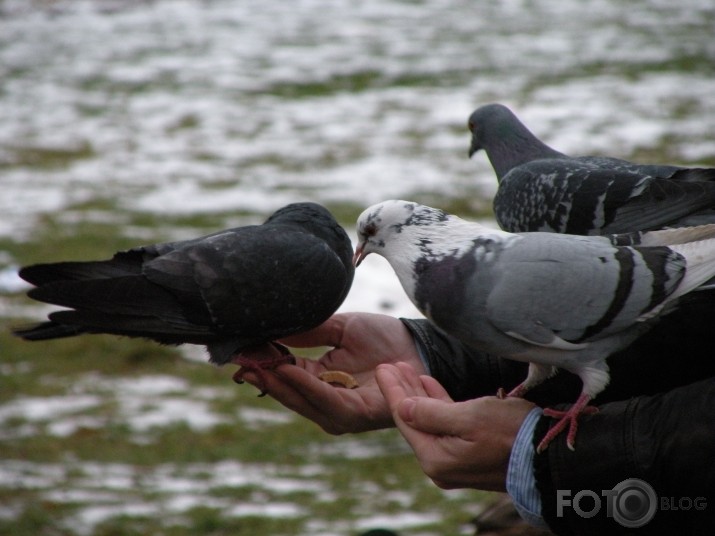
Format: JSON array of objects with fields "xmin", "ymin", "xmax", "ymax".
[
  {"xmin": 354, "ymin": 200, "xmax": 715, "ymax": 451},
  {"xmin": 468, "ymin": 103, "xmax": 715, "ymax": 235},
  {"xmin": 14, "ymin": 202, "xmax": 354, "ymax": 388}
]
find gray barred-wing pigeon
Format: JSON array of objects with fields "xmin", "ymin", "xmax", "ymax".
[
  {"xmin": 468, "ymin": 103, "xmax": 715, "ymax": 235},
  {"xmin": 14, "ymin": 203, "xmax": 354, "ymax": 381},
  {"xmin": 354, "ymin": 200, "xmax": 715, "ymax": 451}
]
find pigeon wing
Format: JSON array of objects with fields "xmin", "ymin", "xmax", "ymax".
[
  {"xmin": 602, "ymin": 177, "xmax": 715, "ymax": 234},
  {"xmin": 496, "ymin": 161, "xmax": 715, "ymax": 235},
  {"xmin": 494, "ymin": 161, "xmax": 646, "ymax": 234},
  {"xmin": 484, "ymin": 236, "xmax": 686, "ymax": 347},
  {"xmin": 145, "ymin": 225, "xmax": 351, "ymax": 342}
]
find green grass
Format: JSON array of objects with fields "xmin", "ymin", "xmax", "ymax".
[
  {"xmin": 0, "ymin": 321, "xmax": 491, "ymax": 534},
  {"xmin": 0, "ymin": 141, "xmax": 96, "ymax": 170},
  {"xmin": 252, "ymin": 70, "xmax": 466, "ymax": 100}
]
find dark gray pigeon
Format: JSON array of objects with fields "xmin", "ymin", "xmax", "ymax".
[
  {"xmin": 468, "ymin": 103, "xmax": 715, "ymax": 235},
  {"xmin": 14, "ymin": 202, "xmax": 354, "ymax": 380},
  {"xmin": 354, "ymin": 200, "xmax": 715, "ymax": 451}
]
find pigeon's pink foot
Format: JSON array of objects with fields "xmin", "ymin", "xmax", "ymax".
[
  {"xmin": 495, "ymin": 382, "xmax": 527, "ymax": 399},
  {"xmin": 505, "ymin": 382, "xmax": 529, "ymax": 398},
  {"xmin": 232, "ymin": 343, "xmax": 296, "ymax": 397},
  {"xmin": 537, "ymin": 394, "xmax": 598, "ymax": 453}
]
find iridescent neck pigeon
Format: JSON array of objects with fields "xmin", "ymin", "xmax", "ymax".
[
  {"xmin": 468, "ymin": 103, "xmax": 715, "ymax": 235},
  {"xmin": 355, "ymin": 200, "xmax": 715, "ymax": 451}
]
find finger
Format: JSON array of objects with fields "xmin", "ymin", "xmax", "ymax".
[
  {"xmin": 419, "ymin": 374, "xmax": 453, "ymax": 402},
  {"xmin": 376, "ymin": 363, "xmax": 425, "ymax": 408},
  {"xmin": 241, "ymin": 365, "xmax": 337, "ymax": 425},
  {"xmin": 270, "ymin": 365, "xmax": 346, "ymax": 420},
  {"xmin": 375, "ymin": 364, "xmax": 410, "ymax": 410},
  {"xmin": 393, "ymin": 362, "xmax": 429, "ymax": 396},
  {"xmin": 275, "ymin": 364, "xmax": 343, "ymax": 401},
  {"xmin": 382, "ymin": 363, "xmax": 447, "ymax": 402},
  {"xmin": 376, "ymin": 364, "xmax": 434, "ymax": 445},
  {"xmin": 396, "ymin": 396, "xmax": 460, "ymax": 436},
  {"xmin": 277, "ymin": 314, "xmax": 346, "ymax": 348}
]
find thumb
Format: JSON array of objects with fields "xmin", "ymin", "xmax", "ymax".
[
  {"xmin": 398, "ymin": 397, "xmax": 458, "ymax": 436},
  {"xmin": 278, "ymin": 315, "xmax": 342, "ymax": 348}
]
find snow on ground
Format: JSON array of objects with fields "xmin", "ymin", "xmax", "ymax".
[{"xmin": 0, "ymin": 0, "xmax": 712, "ymax": 532}]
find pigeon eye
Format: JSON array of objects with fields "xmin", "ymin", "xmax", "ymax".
[
  {"xmin": 467, "ymin": 120, "xmax": 474, "ymax": 131},
  {"xmin": 363, "ymin": 223, "xmax": 377, "ymax": 237}
]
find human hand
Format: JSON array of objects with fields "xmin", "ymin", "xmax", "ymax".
[
  {"xmin": 237, "ymin": 313, "xmax": 427, "ymax": 434},
  {"xmin": 376, "ymin": 362, "xmax": 535, "ymax": 492}
]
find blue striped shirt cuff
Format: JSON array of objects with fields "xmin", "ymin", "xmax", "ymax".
[
  {"xmin": 506, "ymin": 406, "xmax": 548, "ymax": 528},
  {"xmin": 411, "ymin": 334, "xmax": 431, "ymax": 375}
]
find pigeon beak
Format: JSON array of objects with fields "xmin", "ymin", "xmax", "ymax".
[
  {"xmin": 468, "ymin": 129, "xmax": 481, "ymax": 158},
  {"xmin": 353, "ymin": 244, "xmax": 367, "ymax": 267}
]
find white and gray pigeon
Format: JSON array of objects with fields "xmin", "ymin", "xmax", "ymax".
[
  {"xmin": 14, "ymin": 202, "xmax": 354, "ymax": 386},
  {"xmin": 354, "ymin": 200, "xmax": 715, "ymax": 451},
  {"xmin": 468, "ymin": 103, "xmax": 715, "ymax": 235}
]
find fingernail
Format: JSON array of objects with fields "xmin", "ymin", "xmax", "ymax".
[{"xmin": 399, "ymin": 398, "xmax": 416, "ymax": 423}]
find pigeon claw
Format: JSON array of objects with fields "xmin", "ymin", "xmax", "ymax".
[
  {"xmin": 537, "ymin": 394, "xmax": 598, "ymax": 453},
  {"xmin": 505, "ymin": 383, "xmax": 528, "ymax": 398},
  {"xmin": 496, "ymin": 383, "xmax": 528, "ymax": 399},
  {"xmin": 232, "ymin": 343, "xmax": 296, "ymax": 397}
]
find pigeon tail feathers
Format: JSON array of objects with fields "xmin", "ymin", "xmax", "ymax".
[{"xmin": 665, "ymin": 237, "xmax": 715, "ymax": 301}]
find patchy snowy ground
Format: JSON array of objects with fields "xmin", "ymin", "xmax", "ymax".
[{"xmin": 0, "ymin": 0, "xmax": 713, "ymax": 534}]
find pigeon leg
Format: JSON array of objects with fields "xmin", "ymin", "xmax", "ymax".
[
  {"xmin": 503, "ymin": 363, "xmax": 557, "ymax": 398},
  {"xmin": 232, "ymin": 343, "xmax": 296, "ymax": 397},
  {"xmin": 537, "ymin": 393, "xmax": 599, "ymax": 453},
  {"xmin": 505, "ymin": 383, "xmax": 528, "ymax": 398}
]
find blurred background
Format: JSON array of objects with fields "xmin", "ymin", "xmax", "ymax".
[{"xmin": 1, "ymin": 0, "xmax": 713, "ymax": 534}]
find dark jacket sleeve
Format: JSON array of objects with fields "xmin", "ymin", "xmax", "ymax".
[
  {"xmin": 400, "ymin": 318, "xmax": 527, "ymax": 401},
  {"xmin": 534, "ymin": 377, "xmax": 715, "ymax": 536}
]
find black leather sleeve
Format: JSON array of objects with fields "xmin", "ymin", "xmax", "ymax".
[
  {"xmin": 534, "ymin": 377, "xmax": 715, "ymax": 536},
  {"xmin": 399, "ymin": 318, "xmax": 527, "ymax": 401}
]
